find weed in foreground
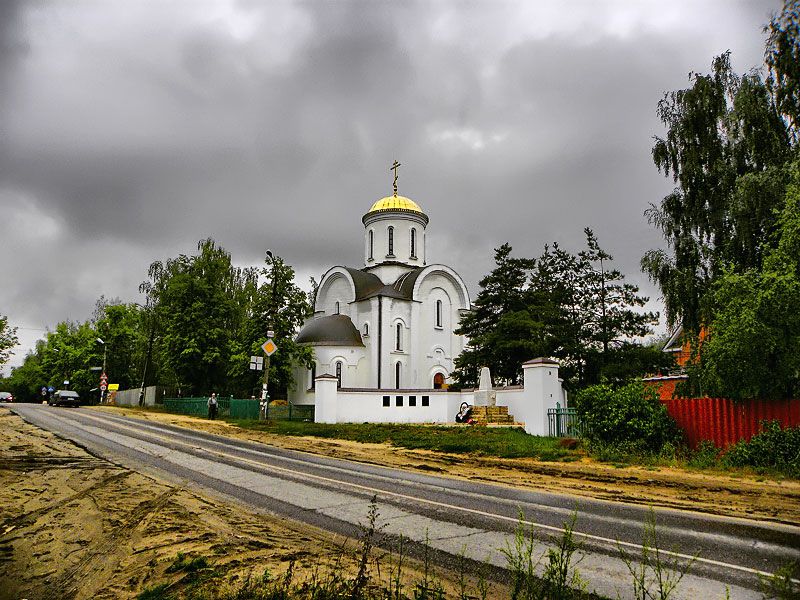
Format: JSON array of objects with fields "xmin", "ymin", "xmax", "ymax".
[
  {"xmin": 617, "ymin": 508, "xmax": 697, "ymax": 600},
  {"xmin": 541, "ymin": 511, "xmax": 586, "ymax": 599},
  {"xmin": 759, "ymin": 561, "xmax": 800, "ymax": 600},
  {"xmin": 501, "ymin": 511, "xmax": 542, "ymax": 599},
  {"xmin": 501, "ymin": 509, "xmax": 586, "ymax": 600}
]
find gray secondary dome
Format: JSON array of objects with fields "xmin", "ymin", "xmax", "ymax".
[{"xmin": 295, "ymin": 314, "xmax": 365, "ymax": 347}]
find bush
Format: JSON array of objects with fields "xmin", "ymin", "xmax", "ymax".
[
  {"xmin": 575, "ymin": 382, "xmax": 681, "ymax": 456},
  {"xmin": 723, "ymin": 421, "xmax": 800, "ymax": 477},
  {"xmin": 686, "ymin": 440, "xmax": 721, "ymax": 469}
]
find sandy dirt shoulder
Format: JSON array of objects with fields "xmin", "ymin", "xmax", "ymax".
[
  {"xmin": 91, "ymin": 405, "xmax": 800, "ymax": 527},
  {"xmin": 0, "ymin": 408, "xmax": 502, "ymax": 600}
]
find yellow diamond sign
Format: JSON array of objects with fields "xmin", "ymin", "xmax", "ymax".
[{"xmin": 261, "ymin": 339, "xmax": 278, "ymax": 356}]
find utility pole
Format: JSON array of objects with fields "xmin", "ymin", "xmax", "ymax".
[
  {"xmin": 97, "ymin": 337, "xmax": 107, "ymax": 404},
  {"xmin": 260, "ymin": 250, "xmax": 278, "ymax": 419}
]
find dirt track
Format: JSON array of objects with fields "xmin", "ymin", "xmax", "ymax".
[
  {"xmin": 0, "ymin": 408, "xmax": 500, "ymax": 600},
  {"xmin": 90, "ymin": 405, "xmax": 800, "ymax": 527}
]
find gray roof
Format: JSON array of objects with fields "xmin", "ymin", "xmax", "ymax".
[
  {"xmin": 522, "ymin": 357, "xmax": 559, "ymax": 366},
  {"xmin": 341, "ymin": 266, "xmax": 423, "ymax": 302},
  {"xmin": 296, "ymin": 314, "xmax": 365, "ymax": 347}
]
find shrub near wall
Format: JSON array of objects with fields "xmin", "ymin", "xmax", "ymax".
[
  {"xmin": 576, "ymin": 382, "xmax": 681, "ymax": 456},
  {"xmin": 723, "ymin": 421, "xmax": 800, "ymax": 477}
]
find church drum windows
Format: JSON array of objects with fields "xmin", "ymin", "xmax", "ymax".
[
  {"xmin": 335, "ymin": 361, "xmax": 342, "ymax": 388},
  {"xmin": 334, "ymin": 301, "xmax": 340, "ymax": 314},
  {"xmin": 387, "ymin": 226, "xmax": 394, "ymax": 257},
  {"xmin": 363, "ymin": 322, "xmax": 369, "ymax": 337},
  {"xmin": 368, "ymin": 230, "xmax": 374, "ymax": 261},
  {"xmin": 410, "ymin": 228, "xmax": 417, "ymax": 259}
]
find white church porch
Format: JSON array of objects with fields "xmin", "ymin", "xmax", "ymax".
[{"xmin": 312, "ymin": 359, "xmax": 565, "ymax": 436}]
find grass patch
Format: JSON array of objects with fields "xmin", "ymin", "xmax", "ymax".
[
  {"xmin": 230, "ymin": 420, "xmax": 581, "ymax": 460},
  {"xmin": 136, "ymin": 583, "xmax": 171, "ymax": 600},
  {"xmin": 166, "ymin": 552, "xmax": 209, "ymax": 574}
]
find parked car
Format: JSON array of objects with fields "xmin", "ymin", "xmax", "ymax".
[
  {"xmin": 0, "ymin": 392, "xmax": 13, "ymax": 402},
  {"xmin": 50, "ymin": 390, "xmax": 80, "ymax": 407}
]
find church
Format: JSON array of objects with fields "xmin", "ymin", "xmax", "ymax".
[{"xmin": 289, "ymin": 166, "xmax": 471, "ymax": 403}]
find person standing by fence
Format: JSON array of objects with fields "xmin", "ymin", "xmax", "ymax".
[{"xmin": 207, "ymin": 392, "xmax": 218, "ymax": 420}]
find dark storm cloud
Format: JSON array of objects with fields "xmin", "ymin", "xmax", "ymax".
[{"xmin": 0, "ymin": 0, "xmax": 782, "ymax": 367}]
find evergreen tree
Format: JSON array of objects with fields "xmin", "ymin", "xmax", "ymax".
[
  {"xmin": 455, "ymin": 236, "xmax": 657, "ymax": 389},
  {"xmin": 536, "ymin": 232, "xmax": 658, "ymax": 387},
  {"xmin": 453, "ymin": 244, "xmax": 541, "ymax": 387}
]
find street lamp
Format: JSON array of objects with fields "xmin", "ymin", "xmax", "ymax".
[{"xmin": 96, "ymin": 338, "xmax": 107, "ymax": 404}]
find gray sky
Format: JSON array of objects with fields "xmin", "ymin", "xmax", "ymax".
[{"xmin": 0, "ymin": 0, "xmax": 781, "ymax": 371}]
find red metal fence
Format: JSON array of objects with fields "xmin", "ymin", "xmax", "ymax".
[{"xmin": 661, "ymin": 397, "xmax": 800, "ymax": 449}]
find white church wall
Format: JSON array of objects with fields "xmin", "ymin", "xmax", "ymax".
[
  {"xmin": 288, "ymin": 363, "xmax": 316, "ymax": 405},
  {"xmin": 415, "ymin": 270, "xmax": 468, "ymax": 387},
  {"xmin": 318, "ymin": 274, "xmax": 354, "ymax": 316}
]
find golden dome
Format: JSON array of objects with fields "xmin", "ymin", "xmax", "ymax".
[{"xmin": 367, "ymin": 195, "xmax": 424, "ymax": 214}]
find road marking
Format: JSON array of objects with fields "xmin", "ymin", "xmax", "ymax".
[{"xmin": 26, "ymin": 407, "xmax": 800, "ymax": 583}]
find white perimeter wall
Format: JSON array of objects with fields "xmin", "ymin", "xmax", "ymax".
[
  {"xmin": 312, "ymin": 362, "xmax": 563, "ymax": 436},
  {"xmin": 330, "ymin": 389, "xmax": 467, "ymax": 424}
]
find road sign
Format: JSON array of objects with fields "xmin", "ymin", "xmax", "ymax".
[
  {"xmin": 108, "ymin": 383, "xmax": 119, "ymax": 391},
  {"xmin": 249, "ymin": 355, "xmax": 264, "ymax": 371},
  {"xmin": 100, "ymin": 383, "xmax": 108, "ymax": 392},
  {"xmin": 48, "ymin": 386, "xmax": 55, "ymax": 393},
  {"xmin": 41, "ymin": 386, "xmax": 47, "ymax": 396},
  {"xmin": 100, "ymin": 372, "xmax": 108, "ymax": 383},
  {"xmin": 261, "ymin": 339, "xmax": 278, "ymax": 356}
]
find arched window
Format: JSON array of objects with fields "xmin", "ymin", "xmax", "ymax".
[
  {"xmin": 388, "ymin": 226, "xmax": 394, "ymax": 256},
  {"xmin": 395, "ymin": 322, "xmax": 402, "ymax": 351},
  {"xmin": 410, "ymin": 228, "xmax": 417, "ymax": 258},
  {"xmin": 335, "ymin": 361, "xmax": 342, "ymax": 388},
  {"xmin": 433, "ymin": 373, "xmax": 445, "ymax": 389},
  {"xmin": 335, "ymin": 301, "xmax": 340, "ymax": 314},
  {"xmin": 363, "ymin": 322, "xmax": 369, "ymax": 337},
  {"xmin": 435, "ymin": 299, "xmax": 442, "ymax": 328},
  {"xmin": 368, "ymin": 230, "xmax": 374, "ymax": 260},
  {"xmin": 310, "ymin": 363, "xmax": 316, "ymax": 389},
  {"xmin": 395, "ymin": 361, "xmax": 401, "ymax": 389}
]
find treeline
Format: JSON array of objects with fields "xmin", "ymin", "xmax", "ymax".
[
  {"xmin": 642, "ymin": 4, "xmax": 800, "ymax": 400},
  {"xmin": 453, "ymin": 229, "xmax": 669, "ymax": 390},
  {"xmin": 2, "ymin": 239, "xmax": 312, "ymax": 401}
]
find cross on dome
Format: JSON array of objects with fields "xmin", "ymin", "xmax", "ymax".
[{"xmin": 390, "ymin": 160, "xmax": 401, "ymax": 197}]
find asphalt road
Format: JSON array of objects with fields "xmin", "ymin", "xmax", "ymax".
[{"xmin": 9, "ymin": 404, "xmax": 800, "ymax": 599}]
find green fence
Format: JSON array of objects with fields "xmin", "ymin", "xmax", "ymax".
[
  {"xmin": 547, "ymin": 405, "xmax": 586, "ymax": 438},
  {"xmin": 264, "ymin": 402, "xmax": 315, "ymax": 421},
  {"xmin": 163, "ymin": 397, "xmax": 260, "ymax": 420}
]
